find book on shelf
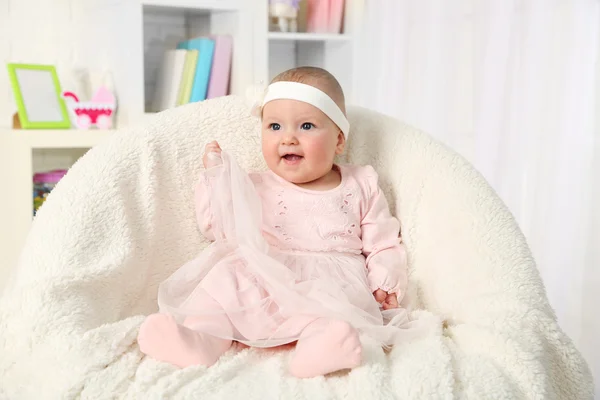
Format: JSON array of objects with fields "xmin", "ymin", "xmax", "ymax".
[
  {"xmin": 152, "ymin": 35, "xmax": 233, "ymax": 112},
  {"xmin": 306, "ymin": 0, "xmax": 345, "ymax": 34},
  {"xmin": 329, "ymin": 0, "xmax": 345, "ymax": 34},
  {"xmin": 207, "ymin": 35, "xmax": 233, "ymax": 99},
  {"xmin": 306, "ymin": 0, "xmax": 329, "ymax": 33},
  {"xmin": 151, "ymin": 49, "xmax": 187, "ymax": 112},
  {"xmin": 177, "ymin": 37, "xmax": 216, "ymax": 103},
  {"xmin": 176, "ymin": 50, "xmax": 199, "ymax": 106}
]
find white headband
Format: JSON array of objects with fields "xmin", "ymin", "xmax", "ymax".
[{"xmin": 261, "ymin": 82, "xmax": 350, "ymax": 139}]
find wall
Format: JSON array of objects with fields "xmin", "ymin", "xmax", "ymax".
[{"xmin": 0, "ymin": 0, "xmax": 144, "ymax": 129}]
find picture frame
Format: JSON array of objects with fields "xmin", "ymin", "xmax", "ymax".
[{"xmin": 6, "ymin": 63, "xmax": 72, "ymax": 129}]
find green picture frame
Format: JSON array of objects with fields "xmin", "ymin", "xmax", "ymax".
[{"xmin": 6, "ymin": 63, "xmax": 71, "ymax": 129}]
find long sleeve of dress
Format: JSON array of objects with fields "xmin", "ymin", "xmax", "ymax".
[{"xmin": 360, "ymin": 167, "xmax": 408, "ymax": 301}]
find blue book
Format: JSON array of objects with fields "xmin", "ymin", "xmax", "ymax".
[{"xmin": 176, "ymin": 37, "xmax": 216, "ymax": 102}]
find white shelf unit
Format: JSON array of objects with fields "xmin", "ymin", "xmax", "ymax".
[
  {"xmin": 0, "ymin": 129, "xmax": 114, "ymax": 292},
  {"xmin": 0, "ymin": 0, "xmax": 359, "ymax": 293}
]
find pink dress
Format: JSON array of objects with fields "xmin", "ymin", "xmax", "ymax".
[{"xmin": 158, "ymin": 153, "xmax": 421, "ymax": 348}]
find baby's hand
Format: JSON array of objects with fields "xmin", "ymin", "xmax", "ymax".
[
  {"xmin": 203, "ymin": 141, "xmax": 222, "ymax": 169},
  {"xmin": 373, "ymin": 289, "xmax": 399, "ymax": 310}
]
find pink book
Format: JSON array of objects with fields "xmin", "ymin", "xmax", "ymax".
[
  {"xmin": 328, "ymin": 0, "xmax": 345, "ymax": 34},
  {"xmin": 207, "ymin": 35, "xmax": 233, "ymax": 99},
  {"xmin": 306, "ymin": 0, "xmax": 329, "ymax": 33}
]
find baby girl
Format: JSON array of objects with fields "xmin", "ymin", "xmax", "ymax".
[{"xmin": 138, "ymin": 66, "xmax": 418, "ymax": 378}]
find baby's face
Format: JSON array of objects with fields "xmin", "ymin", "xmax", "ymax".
[{"xmin": 261, "ymin": 99, "xmax": 344, "ymax": 184}]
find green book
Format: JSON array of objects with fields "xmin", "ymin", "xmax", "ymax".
[{"xmin": 177, "ymin": 50, "xmax": 199, "ymax": 106}]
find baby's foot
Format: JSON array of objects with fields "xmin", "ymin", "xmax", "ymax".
[
  {"xmin": 137, "ymin": 313, "xmax": 232, "ymax": 368},
  {"xmin": 289, "ymin": 319, "xmax": 362, "ymax": 378}
]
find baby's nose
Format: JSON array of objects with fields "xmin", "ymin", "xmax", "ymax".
[{"xmin": 280, "ymin": 133, "xmax": 299, "ymax": 145}]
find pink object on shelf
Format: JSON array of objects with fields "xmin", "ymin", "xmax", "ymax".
[
  {"xmin": 33, "ymin": 169, "xmax": 68, "ymax": 216},
  {"xmin": 33, "ymin": 170, "xmax": 68, "ymax": 184},
  {"xmin": 306, "ymin": 0, "xmax": 329, "ymax": 33},
  {"xmin": 62, "ymin": 86, "xmax": 116, "ymax": 130},
  {"xmin": 207, "ymin": 35, "xmax": 233, "ymax": 99},
  {"xmin": 329, "ymin": 0, "xmax": 345, "ymax": 34},
  {"xmin": 91, "ymin": 86, "xmax": 115, "ymax": 103}
]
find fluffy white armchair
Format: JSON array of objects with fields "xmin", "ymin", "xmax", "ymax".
[{"xmin": 0, "ymin": 96, "xmax": 592, "ymax": 399}]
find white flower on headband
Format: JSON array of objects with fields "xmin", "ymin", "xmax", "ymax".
[{"xmin": 245, "ymin": 83, "xmax": 268, "ymax": 118}]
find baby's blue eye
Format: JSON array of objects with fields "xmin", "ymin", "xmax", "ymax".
[
  {"xmin": 301, "ymin": 122, "xmax": 314, "ymax": 130},
  {"xmin": 270, "ymin": 123, "xmax": 281, "ymax": 131}
]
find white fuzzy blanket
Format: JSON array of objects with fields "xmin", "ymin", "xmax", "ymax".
[{"xmin": 0, "ymin": 96, "xmax": 593, "ymax": 399}]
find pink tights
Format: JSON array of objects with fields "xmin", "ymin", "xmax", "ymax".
[{"xmin": 137, "ymin": 314, "xmax": 362, "ymax": 378}]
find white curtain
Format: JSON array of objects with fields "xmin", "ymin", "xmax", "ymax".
[{"xmin": 354, "ymin": 0, "xmax": 599, "ymax": 390}]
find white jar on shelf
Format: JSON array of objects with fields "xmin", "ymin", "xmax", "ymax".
[{"xmin": 269, "ymin": 0, "xmax": 300, "ymax": 33}]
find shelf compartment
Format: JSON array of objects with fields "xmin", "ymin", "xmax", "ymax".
[
  {"xmin": 268, "ymin": 39, "xmax": 354, "ymax": 100},
  {"xmin": 142, "ymin": 3, "xmax": 242, "ymax": 113}
]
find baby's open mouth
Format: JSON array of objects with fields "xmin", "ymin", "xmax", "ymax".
[{"xmin": 282, "ymin": 154, "xmax": 303, "ymax": 161}]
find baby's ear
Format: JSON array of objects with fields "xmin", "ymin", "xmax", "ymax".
[{"xmin": 335, "ymin": 131, "xmax": 346, "ymax": 155}]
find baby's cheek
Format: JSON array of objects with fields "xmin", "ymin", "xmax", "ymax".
[
  {"xmin": 262, "ymin": 136, "xmax": 278, "ymax": 158},
  {"xmin": 305, "ymin": 135, "xmax": 333, "ymax": 160}
]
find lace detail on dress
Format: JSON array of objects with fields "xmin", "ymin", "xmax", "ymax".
[
  {"xmin": 274, "ymin": 190, "xmax": 292, "ymax": 242},
  {"xmin": 309, "ymin": 187, "xmax": 360, "ymax": 244},
  {"xmin": 340, "ymin": 190, "xmax": 358, "ymax": 235}
]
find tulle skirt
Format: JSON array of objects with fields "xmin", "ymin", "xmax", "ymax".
[{"xmin": 158, "ymin": 153, "xmax": 429, "ymax": 348}]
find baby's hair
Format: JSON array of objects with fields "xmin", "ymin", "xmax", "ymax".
[{"xmin": 271, "ymin": 66, "xmax": 346, "ymax": 115}]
